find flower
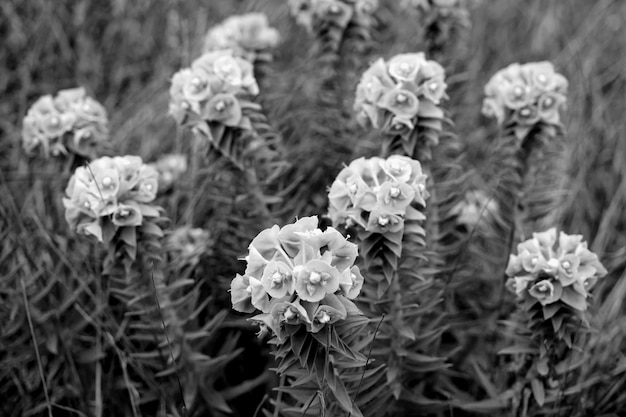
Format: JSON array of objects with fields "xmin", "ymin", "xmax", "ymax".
[
  {"xmin": 169, "ymin": 50, "xmax": 259, "ymax": 127},
  {"xmin": 229, "ymin": 216, "xmax": 361, "ymax": 337},
  {"xmin": 483, "ymin": 61, "xmax": 568, "ymax": 129},
  {"xmin": 63, "ymin": 155, "xmax": 160, "ymax": 243},
  {"xmin": 149, "ymin": 153, "xmax": 188, "ymax": 191},
  {"xmin": 22, "ymin": 88, "xmax": 109, "ymax": 159},
  {"xmin": 328, "ymin": 155, "xmax": 428, "ymax": 234},
  {"xmin": 165, "ymin": 226, "xmax": 213, "ymax": 269},
  {"xmin": 288, "ymin": 0, "xmax": 377, "ymax": 33},
  {"xmin": 203, "ymin": 13, "xmax": 281, "ymax": 62},
  {"xmin": 450, "ymin": 189, "xmax": 499, "ymax": 231},
  {"xmin": 505, "ymin": 228, "xmax": 607, "ymax": 311},
  {"xmin": 354, "ymin": 52, "xmax": 447, "ymax": 132}
]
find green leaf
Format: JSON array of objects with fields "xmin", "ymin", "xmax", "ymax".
[
  {"xmin": 531, "ymin": 378, "xmax": 545, "ymax": 406},
  {"xmin": 498, "ymin": 345, "xmax": 537, "ymax": 355},
  {"xmin": 560, "ymin": 287, "xmax": 587, "ymax": 311}
]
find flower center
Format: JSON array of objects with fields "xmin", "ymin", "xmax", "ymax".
[
  {"xmin": 329, "ymin": 4, "xmax": 340, "ymax": 13},
  {"xmin": 378, "ymin": 216, "xmax": 389, "ymax": 226},
  {"xmin": 191, "ymin": 77, "xmax": 205, "ymax": 91},
  {"xmin": 348, "ymin": 183, "xmax": 358, "ymax": 194},
  {"xmin": 389, "ymin": 186, "xmax": 400, "ymax": 198},
  {"xmin": 399, "ymin": 62, "xmax": 412, "ymax": 74},
  {"xmin": 520, "ymin": 107, "xmax": 532, "ymax": 117},
  {"xmin": 317, "ymin": 312, "xmax": 331, "ymax": 324},
  {"xmin": 537, "ymin": 283, "xmax": 550, "ymax": 293},
  {"xmin": 271, "ymin": 272, "xmax": 284, "ymax": 288},
  {"xmin": 531, "ymin": 257, "xmax": 538, "ymax": 266},
  {"xmin": 145, "ymin": 183, "xmax": 153, "ymax": 191},
  {"xmin": 537, "ymin": 74, "xmax": 547, "ymax": 84},
  {"xmin": 49, "ymin": 116, "xmax": 60, "ymax": 127},
  {"xmin": 547, "ymin": 258, "xmax": 559, "ymax": 269},
  {"xmin": 181, "ymin": 101, "xmax": 190, "ymax": 110},
  {"xmin": 396, "ymin": 93, "xmax": 408, "ymax": 104},
  {"xmin": 214, "ymin": 100, "xmax": 226, "ymax": 112},
  {"xmin": 428, "ymin": 81, "xmax": 438, "ymax": 91},
  {"xmin": 283, "ymin": 308, "xmax": 296, "ymax": 320},
  {"xmin": 84, "ymin": 201, "xmax": 91, "ymax": 209},
  {"xmin": 83, "ymin": 103, "xmax": 91, "ymax": 112},
  {"xmin": 543, "ymin": 97, "xmax": 554, "ymax": 107},
  {"xmin": 102, "ymin": 176, "xmax": 113, "ymax": 188},
  {"xmin": 393, "ymin": 123, "xmax": 403, "ymax": 130},
  {"xmin": 118, "ymin": 209, "xmax": 130, "ymax": 218}
]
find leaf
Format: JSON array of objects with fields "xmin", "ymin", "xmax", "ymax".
[
  {"xmin": 531, "ymin": 378, "xmax": 545, "ymax": 406},
  {"xmin": 119, "ymin": 226, "xmax": 136, "ymax": 248},
  {"xmin": 536, "ymin": 357, "xmax": 549, "ymax": 376},
  {"xmin": 559, "ymin": 287, "xmax": 587, "ymax": 311},
  {"xmin": 542, "ymin": 303, "xmax": 561, "ymax": 319}
]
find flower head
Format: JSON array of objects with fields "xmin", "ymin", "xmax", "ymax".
[
  {"xmin": 22, "ymin": 88, "xmax": 109, "ymax": 159},
  {"xmin": 169, "ymin": 50, "xmax": 258, "ymax": 126},
  {"xmin": 355, "ymin": 52, "xmax": 447, "ymax": 134},
  {"xmin": 203, "ymin": 13, "xmax": 281, "ymax": 62},
  {"xmin": 229, "ymin": 216, "xmax": 361, "ymax": 337},
  {"xmin": 483, "ymin": 61, "xmax": 568, "ymax": 130},
  {"xmin": 63, "ymin": 155, "xmax": 160, "ymax": 243},
  {"xmin": 328, "ymin": 155, "xmax": 428, "ymax": 234},
  {"xmin": 288, "ymin": 0, "xmax": 378, "ymax": 33},
  {"xmin": 149, "ymin": 153, "xmax": 188, "ymax": 191},
  {"xmin": 505, "ymin": 228, "xmax": 607, "ymax": 311}
]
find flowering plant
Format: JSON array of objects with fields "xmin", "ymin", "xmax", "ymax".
[
  {"xmin": 230, "ymin": 216, "xmax": 363, "ymax": 339},
  {"xmin": 505, "ymin": 228, "xmax": 607, "ymax": 312},
  {"xmin": 22, "ymin": 87, "xmax": 109, "ymax": 159},
  {"xmin": 164, "ymin": 226, "xmax": 213, "ymax": 270},
  {"xmin": 169, "ymin": 49, "xmax": 259, "ymax": 126},
  {"xmin": 288, "ymin": 0, "xmax": 379, "ymax": 34},
  {"xmin": 483, "ymin": 62, "xmax": 568, "ymax": 140},
  {"xmin": 203, "ymin": 13, "xmax": 280, "ymax": 63},
  {"xmin": 450, "ymin": 189, "xmax": 499, "ymax": 232},
  {"xmin": 148, "ymin": 153, "xmax": 188, "ymax": 191},
  {"xmin": 328, "ymin": 155, "xmax": 428, "ymax": 234},
  {"xmin": 63, "ymin": 155, "xmax": 160, "ymax": 243}
]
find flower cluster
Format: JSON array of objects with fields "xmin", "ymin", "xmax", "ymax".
[
  {"xmin": 165, "ymin": 226, "xmax": 213, "ymax": 269},
  {"xmin": 401, "ymin": 0, "xmax": 471, "ymax": 24},
  {"xmin": 328, "ymin": 155, "xmax": 428, "ymax": 234},
  {"xmin": 450, "ymin": 189, "xmax": 499, "ymax": 232},
  {"xmin": 505, "ymin": 228, "xmax": 607, "ymax": 311},
  {"xmin": 63, "ymin": 156, "xmax": 160, "ymax": 243},
  {"xmin": 288, "ymin": 0, "xmax": 379, "ymax": 33},
  {"xmin": 230, "ymin": 216, "xmax": 363, "ymax": 337},
  {"xmin": 203, "ymin": 13, "xmax": 280, "ymax": 63},
  {"xmin": 148, "ymin": 153, "xmax": 188, "ymax": 191},
  {"xmin": 22, "ymin": 87, "xmax": 109, "ymax": 159},
  {"xmin": 169, "ymin": 50, "xmax": 259, "ymax": 126},
  {"xmin": 483, "ymin": 62, "xmax": 568, "ymax": 128},
  {"xmin": 354, "ymin": 53, "xmax": 447, "ymax": 133}
]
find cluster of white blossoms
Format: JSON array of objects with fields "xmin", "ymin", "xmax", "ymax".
[
  {"xmin": 230, "ymin": 216, "xmax": 363, "ymax": 337},
  {"xmin": 22, "ymin": 87, "xmax": 108, "ymax": 158},
  {"xmin": 450, "ymin": 189, "xmax": 499, "ymax": 231},
  {"xmin": 169, "ymin": 50, "xmax": 259, "ymax": 126},
  {"xmin": 203, "ymin": 13, "xmax": 281, "ymax": 62},
  {"xmin": 505, "ymin": 228, "xmax": 607, "ymax": 311},
  {"xmin": 354, "ymin": 52, "xmax": 447, "ymax": 133},
  {"xmin": 165, "ymin": 226, "xmax": 213, "ymax": 269},
  {"xmin": 148, "ymin": 153, "xmax": 188, "ymax": 191},
  {"xmin": 482, "ymin": 61, "xmax": 568, "ymax": 128},
  {"xmin": 288, "ymin": 0, "xmax": 379, "ymax": 33},
  {"xmin": 328, "ymin": 155, "xmax": 428, "ymax": 234},
  {"xmin": 63, "ymin": 156, "xmax": 159, "ymax": 242}
]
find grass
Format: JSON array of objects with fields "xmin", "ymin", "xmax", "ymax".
[{"xmin": 1, "ymin": 0, "xmax": 625, "ymax": 416}]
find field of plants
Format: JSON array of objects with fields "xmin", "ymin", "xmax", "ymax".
[{"xmin": 1, "ymin": 0, "xmax": 625, "ymax": 416}]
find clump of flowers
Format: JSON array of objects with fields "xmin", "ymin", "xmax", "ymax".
[
  {"xmin": 288, "ymin": 0, "xmax": 379, "ymax": 35},
  {"xmin": 505, "ymin": 228, "xmax": 607, "ymax": 312},
  {"xmin": 229, "ymin": 216, "xmax": 363, "ymax": 339},
  {"xmin": 168, "ymin": 49, "xmax": 259, "ymax": 126},
  {"xmin": 203, "ymin": 13, "xmax": 280, "ymax": 63},
  {"xmin": 483, "ymin": 62, "xmax": 568, "ymax": 140},
  {"xmin": 328, "ymin": 155, "xmax": 428, "ymax": 234},
  {"xmin": 400, "ymin": 0, "xmax": 471, "ymax": 29},
  {"xmin": 450, "ymin": 189, "xmax": 499, "ymax": 232},
  {"xmin": 148, "ymin": 153, "xmax": 188, "ymax": 191},
  {"xmin": 63, "ymin": 155, "xmax": 160, "ymax": 243},
  {"xmin": 354, "ymin": 53, "xmax": 447, "ymax": 157},
  {"xmin": 165, "ymin": 226, "xmax": 213, "ymax": 270},
  {"xmin": 22, "ymin": 87, "xmax": 109, "ymax": 159}
]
